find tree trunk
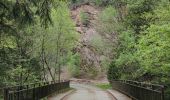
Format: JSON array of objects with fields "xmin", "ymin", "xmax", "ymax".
[
  {"xmin": 41, "ymin": 34, "xmax": 47, "ymax": 81},
  {"xmin": 44, "ymin": 57, "xmax": 55, "ymax": 81}
]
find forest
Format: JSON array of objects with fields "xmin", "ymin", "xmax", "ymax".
[{"xmin": 0, "ymin": 0, "xmax": 170, "ymax": 99}]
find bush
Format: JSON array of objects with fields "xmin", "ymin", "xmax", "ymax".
[
  {"xmin": 107, "ymin": 61, "xmax": 121, "ymax": 82},
  {"xmin": 80, "ymin": 11, "xmax": 89, "ymax": 26},
  {"xmin": 95, "ymin": 6, "xmax": 123, "ymax": 34},
  {"xmin": 93, "ymin": 0, "xmax": 103, "ymax": 6},
  {"xmin": 67, "ymin": 53, "xmax": 81, "ymax": 77}
]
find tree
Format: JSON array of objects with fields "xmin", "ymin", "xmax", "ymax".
[
  {"xmin": 125, "ymin": 0, "xmax": 159, "ymax": 34},
  {"xmin": 107, "ymin": 0, "xmax": 170, "ymax": 99},
  {"xmin": 30, "ymin": 1, "xmax": 79, "ymax": 82},
  {"xmin": 0, "ymin": 0, "xmax": 65, "ymax": 86}
]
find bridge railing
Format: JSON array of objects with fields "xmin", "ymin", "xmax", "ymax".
[
  {"xmin": 111, "ymin": 80, "xmax": 164, "ymax": 100},
  {"xmin": 0, "ymin": 88, "xmax": 3, "ymax": 99},
  {"xmin": 3, "ymin": 80, "xmax": 70, "ymax": 100}
]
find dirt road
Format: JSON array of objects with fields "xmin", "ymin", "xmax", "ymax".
[{"xmin": 61, "ymin": 83, "xmax": 116, "ymax": 100}]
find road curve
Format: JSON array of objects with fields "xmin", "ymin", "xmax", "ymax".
[{"xmin": 61, "ymin": 83, "xmax": 116, "ymax": 100}]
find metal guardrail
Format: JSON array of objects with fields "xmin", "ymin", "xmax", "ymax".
[
  {"xmin": 3, "ymin": 80, "xmax": 70, "ymax": 100},
  {"xmin": 111, "ymin": 80, "xmax": 164, "ymax": 100}
]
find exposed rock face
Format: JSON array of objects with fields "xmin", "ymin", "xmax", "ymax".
[{"xmin": 71, "ymin": 4, "xmax": 102, "ymax": 78}]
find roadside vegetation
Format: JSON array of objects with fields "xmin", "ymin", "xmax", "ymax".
[
  {"xmin": 0, "ymin": 0, "xmax": 170, "ymax": 99},
  {"xmin": 71, "ymin": 0, "xmax": 170, "ymax": 99},
  {"xmin": 0, "ymin": 0, "xmax": 78, "ymax": 97},
  {"xmin": 97, "ymin": 0, "xmax": 170, "ymax": 99},
  {"xmin": 96, "ymin": 83, "xmax": 112, "ymax": 90}
]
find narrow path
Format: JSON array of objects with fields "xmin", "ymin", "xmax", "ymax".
[
  {"xmin": 49, "ymin": 80, "xmax": 132, "ymax": 100},
  {"xmin": 61, "ymin": 83, "xmax": 116, "ymax": 100}
]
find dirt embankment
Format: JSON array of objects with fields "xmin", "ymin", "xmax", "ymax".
[{"xmin": 71, "ymin": 3, "xmax": 107, "ymax": 79}]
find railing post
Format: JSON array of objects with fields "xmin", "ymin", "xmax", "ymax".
[
  {"xmin": 161, "ymin": 86, "xmax": 164, "ymax": 100},
  {"xmin": 32, "ymin": 84, "xmax": 35, "ymax": 100},
  {"xmin": 26, "ymin": 85, "xmax": 29, "ymax": 99},
  {"xmin": 4, "ymin": 88, "xmax": 9, "ymax": 100},
  {"xmin": 17, "ymin": 86, "xmax": 20, "ymax": 100}
]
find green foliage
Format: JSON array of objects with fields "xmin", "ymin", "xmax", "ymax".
[
  {"xmin": 136, "ymin": 25, "xmax": 170, "ymax": 77},
  {"xmin": 92, "ymin": 0, "xmax": 114, "ymax": 6},
  {"xmin": 94, "ymin": 0, "xmax": 102, "ymax": 5},
  {"xmin": 100, "ymin": 6, "xmax": 116, "ymax": 21},
  {"xmin": 0, "ymin": 0, "xmax": 57, "ymax": 34},
  {"xmin": 126, "ymin": 0, "xmax": 160, "ymax": 33},
  {"xmin": 110, "ymin": 31, "xmax": 139, "ymax": 79},
  {"xmin": 90, "ymin": 34, "xmax": 107, "ymax": 54},
  {"xmin": 96, "ymin": 6, "xmax": 119, "ymax": 34},
  {"xmin": 107, "ymin": 61, "xmax": 121, "ymax": 81},
  {"xmin": 118, "ymin": 31, "xmax": 135, "ymax": 52},
  {"xmin": 100, "ymin": 57, "xmax": 110, "ymax": 71},
  {"xmin": 0, "ymin": 25, "xmax": 42, "ymax": 86},
  {"xmin": 96, "ymin": 83, "xmax": 112, "ymax": 90},
  {"xmin": 0, "ymin": 0, "xmax": 78, "ymax": 89},
  {"xmin": 30, "ymin": 1, "xmax": 79, "ymax": 80},
  {"xmin": 93, "ymin": 0, "xmax": 105, "ymax": 6},
  {"xmin": 4, "ymin": 65, "xmax": 39, "ymax": 86},
  {"xmin": 67, "ymin": 53, "xmax": 81, "ymax": 77},
  {"xmin": 1, "ymin": 0, "xmax": 170, "ymax": 99},
  {"xmin": 136, "ymin": 24, "xmax": 170, "ymax": 99},
  {"xmin": 107, "ymin": 0, "xmax": 170, "ymax": 99},
  {"xmin": 71, "ymin": 0, "xmax": 78, "ymax": 3},
  {"xmin": 70, "ymin": 0, "xmax": 85, "ymax": 4},
  {"xmin": 80, "ymin": 11, "xmax": 89, "ymax": 26},
  {"xmin": 0, "ymin": 0, "xmax": 68, "ymax": 87},
  {"xmin": 94, "ymin": 6, "xmax": 120, "ymax": 76}
]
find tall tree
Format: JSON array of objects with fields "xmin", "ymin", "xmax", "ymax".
[{"xmin": 30, "ymin": 1, "xmax": 79, "ymax": 82}]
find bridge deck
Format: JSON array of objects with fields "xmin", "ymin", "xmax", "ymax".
[{"xmin": 49, "ymin": 83, "xmax": 131, "ymax": 100}]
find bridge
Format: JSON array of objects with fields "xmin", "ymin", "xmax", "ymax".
[{"xmin": 1, "ymin": 80, "xmax": 165, "ymax": 100}]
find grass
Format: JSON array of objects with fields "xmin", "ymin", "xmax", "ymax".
[{"xmin": 95, "ymin": 83, "xmax": 112, "ymax": 90}]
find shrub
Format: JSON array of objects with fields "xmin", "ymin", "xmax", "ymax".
[
  {"xmin": 107, "ymin": 61, "xmax": 121, "ymax": 82},
  {"xmin": 80, "ymin": 11, "xmax": 89, "ymax": 26},
  {"xmin": 67, "ymin": 53, "xmax": 81, "ymax": 77}
]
